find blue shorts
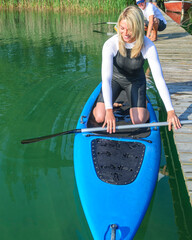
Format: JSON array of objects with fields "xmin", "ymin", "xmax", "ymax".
[{"xmin": 144, "ymin": 19, "xmax": 166, "ymax": 31}]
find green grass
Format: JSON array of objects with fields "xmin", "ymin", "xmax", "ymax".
[{"xmin": 0, "ymin": 0, "xmax": 135, "ymax": 12}]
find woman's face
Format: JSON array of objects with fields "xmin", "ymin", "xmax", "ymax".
[{"xmin": 119, "ymin": 19, "xmax": 135, "ymax": 43}]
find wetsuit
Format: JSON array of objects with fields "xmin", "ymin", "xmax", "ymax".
[
  {"xmin": 98, "ymin": 45, "xmax": 146, "ymax": 108},
  {"xmin": 98, "ymin": 35, "xmax": 173, "ymax": 112}
]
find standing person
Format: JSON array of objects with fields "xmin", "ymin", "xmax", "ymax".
[
  {"xmin": 93, "ymin": 6, "xmax": 181, "ymax": 133},
  {"xmin": 136, "ymin": 0, "xmax": 167, "ymax": 41}
]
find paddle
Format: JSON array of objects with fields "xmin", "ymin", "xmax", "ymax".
[
  {"xmin": 21, "ymin": 120, "xmax": 192, "ymax": 144},
  {"xmin": 93, "ymin": 22, "xmax": 117, "ymax": 25}
]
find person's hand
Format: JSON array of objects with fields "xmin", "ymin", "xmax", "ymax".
[
  {"xmin": 102, "ymin": 109, "xmax": 116, "ymax": 133},
  {"xmin": 167, "ymin": 110, "xmax": 181, "ymax": 131}
]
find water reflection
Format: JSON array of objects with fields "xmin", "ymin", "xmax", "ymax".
[{"xmin": 0, "ymin": 9, "xmax": 113, "ymax": 240}]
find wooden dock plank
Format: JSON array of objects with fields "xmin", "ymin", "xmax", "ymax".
[{"xmin": 155, "ymin": 11, "xmax": 192, "ymax": 204}]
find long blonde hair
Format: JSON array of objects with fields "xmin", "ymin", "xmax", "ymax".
[{"xmin": 117, "ymin": 6, "xmax": 144, "ymax": 58}]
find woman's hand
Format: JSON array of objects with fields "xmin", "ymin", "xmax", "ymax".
[
  {"xmin": 167, "ymin": 110, "xmax": 181, "ymax": 131},
  {"xmin": 102, "ymin": 109, "xmax": 116, "ymax": 133}
]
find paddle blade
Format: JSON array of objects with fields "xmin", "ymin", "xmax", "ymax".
[{"xmin": 21, "ymin": 129, "xmax": 81, "ymax": 144}]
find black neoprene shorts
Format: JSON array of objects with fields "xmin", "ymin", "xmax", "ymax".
[{"xmin": 97, "ymin": 75, "xmax": 146, "ymax": 108}]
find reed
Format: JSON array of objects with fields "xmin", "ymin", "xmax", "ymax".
[
  {"xmin": 0, "ymin": 0, "xmax": 135, "ymax": 12},
  {"xmin": 182, "ymin": 9, "xmax": 192, "ymax": 35}
]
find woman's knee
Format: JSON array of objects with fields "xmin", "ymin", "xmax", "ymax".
[
  {"xmin": 130, "ymin": 108, "xmax": 149, "ymax": 124},
  {"xmin": 131, "ymin": 116, "xmax": 145, "ymax": 125},
  {"xmin": 93, "ymin": 103, "xmax": 105, "ymax": 123},
  {"xmin": 94, "ymin": 112, "xmax": 105, "ymax": 123}
]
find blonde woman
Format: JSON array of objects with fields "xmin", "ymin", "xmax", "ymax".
[{"xmin": 93, "ymin": 6, "xmax": 181, "ymax": 133}]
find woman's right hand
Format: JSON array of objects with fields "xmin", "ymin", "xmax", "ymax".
[
  {"xmin": 167, "ymin": 110, "xmax": 181, "ymax": 131},
  {"xmin": 102, "ymin": 109, "xmax": 116, "ymax": 134}
]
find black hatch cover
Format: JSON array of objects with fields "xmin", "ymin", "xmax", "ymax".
[{"xmin": 91, "ymin": 138, "xmax": 145, "ymax": 185}]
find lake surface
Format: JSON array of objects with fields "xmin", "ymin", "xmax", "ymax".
[{"xmin": 0, "ymin": 10, "xmax": 191, "ymax": 240}]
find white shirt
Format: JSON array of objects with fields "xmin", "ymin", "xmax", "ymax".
[
  {"xmin": 141, "ymin": 2, "xmax": 167, "ymax": 24},
  {"xmin": 102, "ymin": 35, "xmax": 173, "ymax": 111}
]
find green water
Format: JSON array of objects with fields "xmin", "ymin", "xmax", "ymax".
[{"xmin": 0, "ymin": 10, "xmax": 191, "ymax": 240}]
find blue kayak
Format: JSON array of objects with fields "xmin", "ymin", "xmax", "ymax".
[{"xmin": 74, "ymin": 83, "xmax": 161, "ymax": 240}]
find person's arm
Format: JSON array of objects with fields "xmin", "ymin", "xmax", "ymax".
[
  {"xmin": 145, "ymin": 39, "xmax": 181, "ymax": 130},
  {"xmin": 146, "ymin": 15, "xmax": 154, "ymax": 38},
  {"xmin": 101, "ymin": 42, "xmax": 114, "ymax": 110},
  {"xmin": 101, "ymin": 38, "xmax": 117, "ymax": 133}
]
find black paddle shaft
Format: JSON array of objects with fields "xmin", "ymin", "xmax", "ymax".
[{"xmin": 21, "ymin": 129, "xmax": 81, "ymax": 144}]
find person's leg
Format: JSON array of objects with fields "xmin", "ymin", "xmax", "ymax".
[
  {"xmin": 93, "ymin": 102, "xmax": 106, "ymax": 123},
  {"xmin": 93, "ymin": 79, "xmax": 122, "ymax": 123},
  {"xmin": 150, "ymin": 17, "xmax": 159, "ymax": 41},
  {"xmin": 94, "ymin": 102, "xmax": 150, "ymax": 125},
  {"xmin": 124, "ymin": 76, "xmax": 149, "ymax": 124},
  {"xmin": 130, "ymin": 106, "xmax": 149, "ymax": 124},
  {"xmin": 144, "ymin": 20, "xmax": 149, "ymax": 32}
]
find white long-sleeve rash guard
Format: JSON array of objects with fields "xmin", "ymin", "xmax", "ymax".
[{"xmin": 101, "ymin": 35, "xmax": 173, "ymax": 112}]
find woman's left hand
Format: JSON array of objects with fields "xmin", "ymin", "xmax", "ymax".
[{"xmin": 167, "ymin": 110, "xmax": 181, "ymax": 131}]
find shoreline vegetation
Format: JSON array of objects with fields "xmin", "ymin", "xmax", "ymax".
[
  {"xmin": 0, "ymin": 0, "xmax": 191, "ymax": 33},
  {"xmin": 0, "ymin": 0, "xmax": 135, "ymax": 12}
]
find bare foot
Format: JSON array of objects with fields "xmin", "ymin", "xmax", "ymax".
[
  {"xmin": 149, "ymin": 36, "xmax": 157, "ymax": 42},
  {"xmin": 113, "ymin": 103, "xmax": 123, "ymax": 107}
]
